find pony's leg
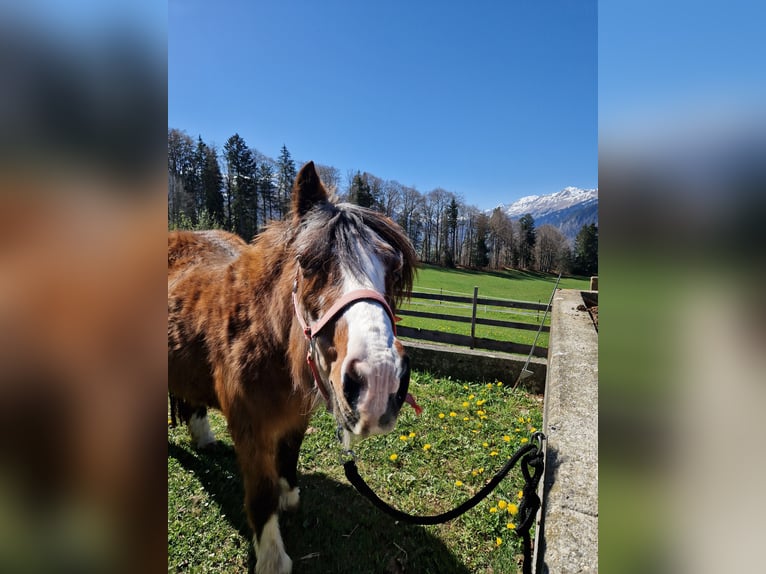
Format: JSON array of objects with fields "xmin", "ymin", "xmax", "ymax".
[
  {"xmin": 168, "ymin": 392, "xmax": 178, "ymax": 427},
  {"xmin": 188, "ymin": 408, "xmax": 216, "ymax": 448},
  {"xmin": 277, "ymin": 429, "xmax": 306, "ymax": 512},
  {"xmin": 178, "ymin": 401, "xmax": 216, "ymax": 448},
  {"xmin": 237, "ymin": 439, "xmax": 292, "ymax": 574}
]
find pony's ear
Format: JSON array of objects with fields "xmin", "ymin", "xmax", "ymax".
[{"xmin": 292, "ymin": 161, "xmax": 328, "ymax": 218}]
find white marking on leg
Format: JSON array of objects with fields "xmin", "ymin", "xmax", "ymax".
[
  {"xmin": 188, "ymin": 411, "xmax": 216, "ymax": 448},
  {"xmin": 254, "ymin": 514, "xmax": 292, "ymax": 574},
  {"xmin": 278, "ymin": 478, "xmax": 300, "ymax": 511}
]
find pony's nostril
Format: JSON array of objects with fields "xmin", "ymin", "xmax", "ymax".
[{"xmin": 343, "ymin": 370, "xmax": 363, "ymax": 410}]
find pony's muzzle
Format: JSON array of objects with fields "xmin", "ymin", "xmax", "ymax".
[{"xmin": 341, "ymin": 353, "xmax": 410, "ymax": 435}]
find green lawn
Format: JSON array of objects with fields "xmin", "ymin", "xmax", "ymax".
[
  {"xmin": 398, "ymin": 265, "xmax": 589, "ymax": 349},
  {"xmin": 168, "ymin": 371, "xmax": 543, "ymax": 573},
  {"xmin": 411, "ymin": 265, "xmax": 588, "ymax": 302}
]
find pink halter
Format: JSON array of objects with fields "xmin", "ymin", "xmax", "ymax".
[
  {"xmin": 292, "ymin": 276, "xmax": 421, "ymax": 415},
  {"xmin": 292, "ymin": 280, "xmax": 396, "ymax": 402}
]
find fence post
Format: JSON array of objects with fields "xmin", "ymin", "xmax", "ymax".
[{"xmin": 470, "ymin": 286, "xmax": 478, "ymax": 349}]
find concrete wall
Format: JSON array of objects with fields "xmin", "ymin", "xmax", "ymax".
[
  {"xmin": 534, "ymin": 290, "xmax": 598, "ymax": 573},
  {"xmin": 402, "ymin": 339, "xmax": 547, "ymax": 394}
]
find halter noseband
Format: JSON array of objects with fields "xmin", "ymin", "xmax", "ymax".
[{"xmin": 292, "ymin": 277, "xmax": 397, "ymax": 403}]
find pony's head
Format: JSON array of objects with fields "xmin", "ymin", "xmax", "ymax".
[{"xmin": 290, "ymin": 162, "xmax": 417, "ymax": 441}]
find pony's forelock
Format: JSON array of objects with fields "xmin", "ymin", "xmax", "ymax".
[{"xmin": 293, "ymin": 203, "xmax": 416, "ymax": 306}]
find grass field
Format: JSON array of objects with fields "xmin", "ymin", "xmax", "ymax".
[
  {"xmin": 398, "ymin": 265, "xmax": 590, "ymax": 350},
  {"xmin": 168, "ymin": 371, "xmax": 543, "ymax": 573}
]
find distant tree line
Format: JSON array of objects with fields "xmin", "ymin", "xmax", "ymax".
[{"xmin": 168, "ymin": 128, "xmax": 597, "ymax": 276}]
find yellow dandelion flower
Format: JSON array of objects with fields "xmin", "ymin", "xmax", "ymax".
[
  {"xmin": 477, "ymin": 410, "xmax": 486, "ymax": 416},
  {"xmin": 497, "ymin": 381, "xmax": 503, "ymax": 386},
  {"xmin": 463, "ymin": 385, "xmax": 469, "ymax": 389},
  {"xmin": 517, "ymin": 416, "xmax": 525, "ymax": 423},
  {"xmin": 476, "ymin": 399, "xmax": 486, "ymax": 406},
  {"xmin": 506, "ymin": 523, "xmax": 516, "ymax": 530},
  {"xmin": 482, "ymin": 442, "xmax": 489, "ymax": 448},
  {"xmin": 472, "ymin": 429, "xmax": 479, "ymax": 434},
  {"xmin": 462, "ymin": 401, "xmax": 469, "ymax": 408},
  {"xmin": 503, "ymin": 435, "xmax": 511, "ymax": 442},
  {"xmin": 490, "ymin": 451, "xmax": 498, "ymax": 456},
  {"xmin": 507, "ymin": 503, "xmax": 519, "ymax": 515},
  {"xmin": 399, "ymin": 435, "xmax": 408, "ymax": 441},
  {"xmin": 489, "ymin": 507, "xmax": 498, "ymax": 513},
  {"xmin": 454, "ymin": 480, "xmax": 463, "ymax": 487},
  {"xmin": 422, "ymin": 443, "xmax": 431, "ymax": 451},
  {"xmin": 468, "ymin": 394, "xmax": 475, "ymax": 400},
  {"xmin": 487, "ymin": 383, "xmax": 493, "ymax": 389},
  {"xmin": 520, "ymin": 437, "xmax": 529, "ymax": 444},
  {"xmin": 471, "ymin": 469, "xmax": 478, "ymax": 476},
  {"xmin": 438, "ymin": 413, "xmax": 445, "ymax": 419},
  {"xmin": 389, "ymin": 453, "xmax": 398, "ymax": 461},
  {"xmin": 478, "ymin": 467, "xmax": 485, "ymax": 473},
  {"xmin": 449, "ymin": 412, "xmax": 457, "ymax": 417},
  {"xmin": 408, "ymin": 431, "xmax": 416, "ymax": 438},
  {"xmin": 530, "ymin": 427, "xmax": 537, "ymax": 433},
  {"xmin": 498, "ymin": 500, "xmax": 508, "ymax": 510},
  {"xmin": 526, "ymin": 417, "xmax": 531, "ymax": 423},
  {"xmin": 463, "ymin": 417, "xmax": 470, "ymax": 421},
  {"xmin": 496, "ymin": 537, "xmax": 503, "ymax": 547},
  {"xmin": 517, "ymin": 490, "xmax": 523, "ymax": 499}
]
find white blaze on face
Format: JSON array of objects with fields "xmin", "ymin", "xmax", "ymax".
[{"xmin": 338, "ymin": 246, "xmax": 403, "ymax": 435}]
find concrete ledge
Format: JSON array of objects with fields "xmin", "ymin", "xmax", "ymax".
[
  {"xmin": 534, "ymin": 290, "xmax": 598, "ymax": 573},
  {"xmin": 402, "ymin": 339, "xmax": 547, "ymax": 393}
]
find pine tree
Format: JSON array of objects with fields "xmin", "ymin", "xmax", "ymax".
[
  {"xmin": 443, "ymin": 197, "xmax": 459, "ymax": 267},
  {"xmin": 198, "ymin": 141, "xmax": 225, "ymax": 227},
  {"xmin": 276, "ymin": 145, "xmax": 296, "ymax": 218},
  {"xmin": 472, "ymin": 213, "xmax": 490, "ymax": 268},
  {"xmin": 348, "ymin": 171, "xmax": 374, "ymax": 208},
  {"xmin": 573, "ymin": 223, "xmax": 598, "ymax": 276},
  {"xmin": 167, "ymin": 129, "xmax": 196, "ymax": 227},
  {"xmin": 517, "ymin": 213, "xmax": 537, "ymax": 269},
  {"xmin": 224, "ymin": 134, "xmax": 258, "ymax": 239}
]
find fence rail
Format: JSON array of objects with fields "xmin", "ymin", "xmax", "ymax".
[{"xmin": 398, "ymin": 289, "xmax": 551, "ymax": 358}]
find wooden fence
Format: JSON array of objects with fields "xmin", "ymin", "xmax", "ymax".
[{"xmin": 397, "ymin": 288, "xmax": 550, "ymax": 358}]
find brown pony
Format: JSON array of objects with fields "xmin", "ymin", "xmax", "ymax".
[{"xmin": 168, "ymin": 161, "xmax": 417, "ymax": 573}]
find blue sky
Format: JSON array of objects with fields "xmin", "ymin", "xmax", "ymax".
[
  {"xmin": 600, "ymin": 0, "xmax": 766, "ymax": 138},
  {"xmin": 169, "ymin": 0, "xmax": 597, "ymax": 210}
]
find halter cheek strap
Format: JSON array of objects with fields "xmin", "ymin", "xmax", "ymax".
[{"xmin": 292, "ymin": 283, "xmax": 397, "ymax": 403}]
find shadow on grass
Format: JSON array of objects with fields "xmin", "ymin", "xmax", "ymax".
[{"xmin": 169, "ymin": 441, "xmax": 470, "ymax": 574}]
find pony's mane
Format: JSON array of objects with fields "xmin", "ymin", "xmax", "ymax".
[{"xmin": 291, "ymin": 201, "xmax": 417, "ymax": 308}]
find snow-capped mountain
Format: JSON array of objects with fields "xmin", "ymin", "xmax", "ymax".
[
  {"xmin": 494, "ymin": 186, "xmax": 598, "ymax": 243},
  {"xmin": 500, "ymin": 187, "xmax": 598, "ymax": 219}
]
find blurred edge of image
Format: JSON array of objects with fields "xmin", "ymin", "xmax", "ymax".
[
  {"xmin": 1, "ymin": 1, "xmax": 764, "ymax": 573},
  {"xmin": 0, "ymin": 2, "xmax": 167, "ymax": 573},
  {"xmin": 600, "ymin": 2, "xmax": 766, "ymax": 573}
]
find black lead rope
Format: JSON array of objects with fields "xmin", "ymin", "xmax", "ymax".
[{"xmin": 343, "ymin": 432, "xmax": 546, "ymax": 574}]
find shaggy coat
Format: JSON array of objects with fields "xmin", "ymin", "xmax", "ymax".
[{"xmin": 168, "ymin": 161, "xmax": 416, "ymax": 573}]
